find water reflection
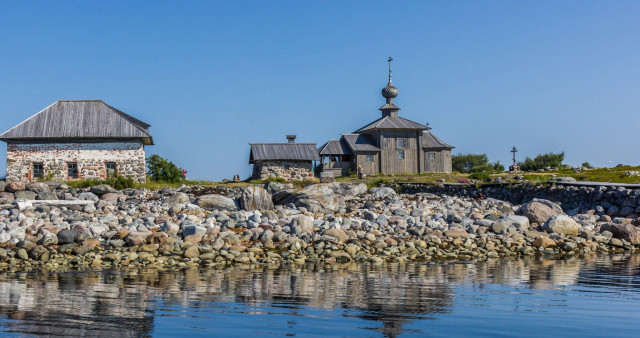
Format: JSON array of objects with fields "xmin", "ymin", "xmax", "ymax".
[{"xmin": 0, "ymin": 255, "xmax": 638, "ymax": 337}]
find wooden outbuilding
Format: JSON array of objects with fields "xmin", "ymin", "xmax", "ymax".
[
  {"xmin": 249, "ymin": 135, "xmax": 320, "ymax": 181},
  {"xmin": 0, "ymin": 100, "xmax": 153, "ymax": 182}
]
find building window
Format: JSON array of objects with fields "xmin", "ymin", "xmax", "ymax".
[
  {"xmin": 106, "ymin": 162, "xmax": 117, "ymax": 178},
  {"xmin": 33, "ymin": 163, "xmax": 44, "ymax": 179},
  {"xmin": 365, "ymin": 154, "xmax": 374, "ymax": 162},
  {"xmin": 397, "ymin": 139, "xmax": 405, "ymax": 148},
  {"xmin": 67, "ymin": 162, "xmax": 78, "ymax": 178},
  {"xmin": 398, "ymin": 150, "xmax": 405, "ymax": 160},
  {"xmin": 429, "ymin": 153, "xmax": 435, "ymax": 159}
]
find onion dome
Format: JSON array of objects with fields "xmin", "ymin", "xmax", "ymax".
[{"xmin": 382, "ymin": 83, "xmax": 398, "ymax": 100}]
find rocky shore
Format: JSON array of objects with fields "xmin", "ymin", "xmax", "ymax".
[{"xmin": 0, "ymin": 180, "xmax": 639, "ymax": 272}]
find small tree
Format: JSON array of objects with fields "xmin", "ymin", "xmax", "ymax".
[
  {"xmin": 581, "ymin": 162, "xmax": 593, "ymax": 169},
  {"xmin": 146, "ymin": 154, "xmax": 183, "ymax": 183},
  {"xmin": 452, "ymin": 153, "xmax": 493, "ymax": 173},
  {"xmin": 492, "ymin": 161, "xmax": 505, "ymax": 172},
  {"xmin": 519, "ymin": 152, "xmax": 565, "ymax": 171}
]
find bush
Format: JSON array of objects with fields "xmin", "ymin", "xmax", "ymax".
[
  {"xmin": 452, "ymin": 154, "xmax": 492, "ymax": 173},
  {"xmin": 582, "ymin": 162, "xmax": 593, "ymax": 169},
  {"xmin": 70, "ymin": 176, "xmax": 135, "ymax": 190},
  {"xmin": 519, "ymin": 152, "xmax": 565, "ymax": 171},
  {"xmin": 469, "ymin": 171, "xmax": 491, "ymax": 182},
  {"xmin": 146, "ymin": 154, "xmax": 183, "ymax": 183},
  {"xmin": 492, "ymin": 161, "xmax": 505, "ymax": 172}
]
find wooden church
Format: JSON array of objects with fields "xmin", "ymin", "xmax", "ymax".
[{"xmin": 318, "ymin": 58, "xmax": 454, "ymax": 177}]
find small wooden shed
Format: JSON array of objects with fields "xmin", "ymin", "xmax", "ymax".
[{"xmin": 249, "ymin": 135, "xmax": 320, "ymax": 181}]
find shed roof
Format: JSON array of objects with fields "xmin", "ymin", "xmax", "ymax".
[
  {"xmin": 422, "ymin": 131, "xmax": 454, "ymax": 149},
  {"xmin": 249, "ymin": 143, "xmax": 320, "ymax": 163},
  {"xmin": 341, "ymin": 134, "xmax": 381, "ymax": 152},
  {"xmin": 0, "ymin": 100, "xmax": 153, "ymax": 145},
  {"xmin": 318, "ymin": 139, "xmax": 352, "ymax": 156},
  {"xmin": 354, "ymin": 115, "xmax": 428, "ymax": 133}
]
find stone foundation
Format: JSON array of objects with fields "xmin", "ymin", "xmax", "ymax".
[
  {"xmin": 252, "ymin": 161, "xmax": 315, "ymax": 181},
  {"xmin": 6, "ymin": 140, "xmax": 147, "ymax": 182}
]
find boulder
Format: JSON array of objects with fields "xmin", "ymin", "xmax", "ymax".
[
  {"xmin": 14, "ymin": 190, "xmax": 37, "ymax": 200},
  {"xmin": 101, "ymin": 192, "xmax": 126, "ymax": 201},
  {"xmin": 291, "ymin": 215, "xmax": 314, "ymax": 234},
  {"xmin": 444, "ymin": 230, "xmax": 470, "ymax": 238},
  {"xmin": 323, "ymin": 228, "xmax": 349, "ymax": 243},
  {"xmin": 274, "ymin": 183, "xmax": 367, "ymax": 212},
  {"xmin": 518, "ymin": 199, "xmax": 563, "ymax": 224},
  {"xmin": 77, "ymin": 192, "xmax": 100, "ymax": 202},
  {"xmin": 26, "ymin": 182, "xmax": 49, "ymax": 193},
  {"xmin": 0, "ymin": 192, "xmax": 15, "ymax": 204},
  {"xmin": 0, "ymin": 181, "xmax": 6, "ymax": 192},
  {"xmin": 6, "ymin": 181, "xmax": 25, "ymax": 193},
  {"xmin": 542, "ymin": 214, "xmax": 580, "ymax": 236},
  {"xmin": 599, "ymin": 223, "xmax": 640, "ymax": 245},
  {"xmin": 240, "ymin": 186, "xmax": 274, "ymax": 211},
  {"xmin": 90, "ymin": 184, "xmax": 117, "ymax": 195},
  {"xmin": 194, "ymin": 194, "xmax": 238, "ymax": 211},
  {"xmin": 57, "ymin": 229, "xmax": 76, "ymax": 244},
  {"xmin": 264, "ymin": 182, "xmax": 286, "ymax": 194},
  {"xmin": 161, "ymin": 222, "xmax": 180, "ymax": 236},
  {"xmin": 36, "ymin": 191, "xmax": 58, "ymax": 200},
  {"xmin": 124, "ymin": 231, "xmax": 151, "ymax": 246},
  {"xmin": 532, "ymin": 237, "xmax": 556, "ymax": 248},
  {"xmin": 369, "ymin": 187, "xmax": 396, "ymax": 198},
  {"xmin": 164, "ymin": 192, "xmax": 190, "ymax": 206}
]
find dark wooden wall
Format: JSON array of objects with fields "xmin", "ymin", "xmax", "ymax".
[{"xmin": 378, "ymin": 131, "xmax": 420, "ymax": 174}]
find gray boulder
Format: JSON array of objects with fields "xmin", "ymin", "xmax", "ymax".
[
  {"xmin": 0, "ymin": 181, "xmax": 6, "ymax": 192},
  {"xmin": 543, "ymin": 214, "xmax": 580, "ymax": 236},
  {"xmin": 194, "ymin": 194, "xmax": 238, "ymax": 211},
  {"xmin": 26, "ymin": 182, "xmax": 49, "ymax": 193},
  {"xmin": 57, "ymin": 229, "xmax": 76, "ymax": 244},
  {"xmin": 274, "ymin": 183, "xmax": 367, "ymax": 212},
  {"xmin": 77, "ymin": 192, "xmax": 100, "ymax": 202},
  {"xmin": 264, "ymin": 182, "xmax": 286, "ymax": 194},
  {"xmin": 14, "ymin": 190, "xmax": 37, "ymax": 200},
  {"xmin": 240, "ymin": 186, "xmax": 274, "ymax": 211},
  {"xmin": 164, "ymin": 192, "xmax": 190, "ymax": 206},
  {"xmin": 369, "ymin": 187, "xmax": 396, "ymax": 198},
  {"xmin": 0, "ymin": 192, "xmax": 15, "ymax": 204},
  {"xmin": 90, "ymin": 184, "xmax": 117, "ymax": 195},
  {"xmin": 290, "ymin": 215, "xmax": 314, "ymax": 234},
  {"xmin": 37, "ymin": 191, "xmax": 58, "ymax": 200},
  {"xmin": 518, "ymin": 199, "xmax": 563, "ymax": 224},
  {"xmin": 599, "ymin": 223, "xmax": 640, "ymax": 245}
]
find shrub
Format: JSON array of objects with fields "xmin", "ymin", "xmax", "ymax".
[
  {"xmin": 266, "ymin": 177, "xmax": 287, "ymax": 183},
  {"xmin": 469, "ymin": 171, "xmax": 491, "ymax": 182},
  {"xmin": 71, "ymin": 176, "xmax": 135, "ymax": 190},
  {"xmin": 519, "ymin": 152, "xmax": 564, "ymax": 171},
  {"xmin": 452, "ymin": 154, "xmax": 492, "ymax": 173},
  {"xmin": 146, "ymin": 154, "xmax": 183, "ymax": 183},
  {"xmin": 492, "ymin": 161, "xmax": 505, "ymax": 172},
  {"xmin": 582, "ymin": 162, "xmax": 593, "ymax": 169}
]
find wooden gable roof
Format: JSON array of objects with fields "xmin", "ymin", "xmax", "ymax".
[
  {"xmin": 249, "ymin": 143, "xmax": 320, "ymax": 163},
  {"xmin": 0, "ymin": 100, "xmax": 153, "ymax": 145}
]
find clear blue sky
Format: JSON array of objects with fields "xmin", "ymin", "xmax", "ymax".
[{"xmin": 1, "ymin": 1, "xmax": 638, "ymax": 180}]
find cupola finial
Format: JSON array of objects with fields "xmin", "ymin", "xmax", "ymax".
[{"xmin": 381, "ymin": 56, "xmax": 398, "ymax": 103}]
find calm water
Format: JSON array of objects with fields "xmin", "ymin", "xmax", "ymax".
[{"xmin": 0, "ymin": 256, "xmax": 639, "ymax": 337}]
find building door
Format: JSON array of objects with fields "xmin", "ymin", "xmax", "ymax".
[{"xmin": 425, "ymin": 151, "xmax": 437, "ymax": 173}]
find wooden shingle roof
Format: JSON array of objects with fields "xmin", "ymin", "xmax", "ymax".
[
  {"xmin": 354, "ymin": 115, "xmax": 428, "ymax": 133},
  {"xmin": 341, "ymin": 134, "xmax": 381, "ymax": 152},
  {"xmin": 422, "ymin": 131, "xmax": 454, "ymax": 149},
  {"xmin": 0, "ymin": 100, "xmax": 153, "ymax": 145},
  {"xmin": 249, "ymin": 143, "xmax": 320, "ymax": 163},
  {"xmin": 319, "ymin": 139, "xmax": 352, "ymax": 155}
]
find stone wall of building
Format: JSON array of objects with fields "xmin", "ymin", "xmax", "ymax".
[
  {"xmin": 6, "ymin": 140, "xmax": 147, "ymax": 182},
  {"xmin": 253, "ymin": 161, "xmax": 315, "ymax": 181}
]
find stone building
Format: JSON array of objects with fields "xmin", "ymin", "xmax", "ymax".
[
  {"xmin": 319, "ymin": 58, "xmax": 454, "ymax": 177},
  {"xmin": 0, "ymin": 100, "xmax": 153, "ymax": 182},
  {"xmin": 249, "ymin": 135, "xmax": 320, "ymax": 181}
]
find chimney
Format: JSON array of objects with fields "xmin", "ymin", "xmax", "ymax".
[{"xmin": 286, "ymin": 135, "xmax": 296, "ymax": 143}]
